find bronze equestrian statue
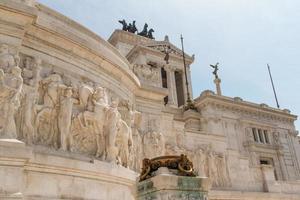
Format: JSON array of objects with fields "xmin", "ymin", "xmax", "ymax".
[
  {"xmin": 128, "ymin": 20, "xmax": 137, "ymax": 33},
  {"xmin": 118, "ymin": 19, "xmax": 128, "ymax": 31},
  {"xmin": 147, "ymin": 28, "xmax": 154, "ymax": 39},
  {"xmin": 118, "ymin": 20, "xmax": 155, "ymax": 39},
  {"xmin": 138, "ymin": 23, "xmax": 148, "ymax": 37}
]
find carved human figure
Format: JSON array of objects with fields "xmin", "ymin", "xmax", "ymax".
[
  {"xmin": 198, "ymin": 148, "xmax": 207, "ymax": 177},
  {"xmin": 58, "ymin": 87, "xmax": 78, "ymax": 151},
  {"xmin": 92, "ymin": 87, "xmax": 108, "ymax": 157},
  {"xmin": 208, "ymin": 151, "xmax": 219, "ymax": 187},
  {"xmin": 0, "ymin": 44, "xmax": 16, "ymax": 73},
  {"xmin": 104, "ymin": 97, "xmax": 121, "ymax": 162},
  {"xmin": 115, "ymin": 119, "xmax": 133, "ymax": 167},
  {"xmin": 22, "ymin": 57, "xmax": 33, "ymax": 84},
  {"xmin": 19, "ymin": 58, "xmax": 41, "ymax": 144},
  {"xmin": 22, "ymin": 56, "xmax": 42, "ymax": 87},
  {"xmin": 36, "ymin": 73, "xmax": 66, "ymax": 148},
  {"xmin": 0, "ymin": 66, "xmax": 23, "ymax": 139},
  {"xmin": 215, "ymin": 154, "xmax": 229, "ymax": 187},
  {"xmin": 40, "ymin": 74, "xmax": 65, "ymax": 108},
  {"xmin": 130, "ymin": 111, "xmax": 142, "ymax": 171}
]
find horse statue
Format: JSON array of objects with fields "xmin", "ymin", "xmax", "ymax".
[
  {"xmin": 138, "ymin": 23, "xmax": 148, "ymax": 37},
  {"xmin": 118, "ymin": 19, "xmax": 128, "ymax": 31},
  {"xmin": 128, "ymin": 20, "xmax": 137, "ymax": 33},
  {"xmin": 147, "ymin": 28, "xmax": 155, "ymax": 39}
]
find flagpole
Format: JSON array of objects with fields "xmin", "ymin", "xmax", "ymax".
[
  {"xmin": 180, "ymin": 34, "xmax": 195, "ymax": 110},
  {"xmin": 267, "ymin": 64, "xmax": 280, "ymax": 109}
]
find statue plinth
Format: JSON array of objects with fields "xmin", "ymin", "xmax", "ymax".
[
  {"xmin": 138, "ymin": 155, "xmax": 210, "ymax": 200},
  {"xmin": 214, "ymin": 78, "xmax": 222, "ymax": 95},
  {"xmin": 137, "ymin": 171, "xmax": 210, "ymax": 200}
]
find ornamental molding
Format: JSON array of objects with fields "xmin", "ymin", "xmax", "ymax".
[
  {"xmin": 126, "ymin": 44, "xmax": 193, "ymax": 68},
  {"xmin": 196, "ymin": 95, "xmax": 296, "ymax": 124}
]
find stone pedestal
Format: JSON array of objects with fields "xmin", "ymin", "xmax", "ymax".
[
  {"xmin": 183, "ymin": 109, "xmax": 201, "ymax": 131},
  {"xmin": 214, "ymin": 78, "xmax": 222, "ymax": 95},
  {"xmin": 137, "ymin": 169, "xmax": 210, "ymax": 200}
]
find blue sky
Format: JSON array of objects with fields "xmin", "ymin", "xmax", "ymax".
[{"xmin": 38, "ymin": 0, "xmax": 300, "ymax": 130}]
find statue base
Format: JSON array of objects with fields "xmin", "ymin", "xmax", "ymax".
[{"xmin": 137, "ymin": 167, "xmax": 210, "ymax": 200}]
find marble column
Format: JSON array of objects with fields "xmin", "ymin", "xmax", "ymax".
[
  {"xmin": 165, "ymin": 65, "xmax": 178, "ymax": 107},
  {"xmin": 214, "ymin": 78, "xmax": 222, "ymax": 96},
  {"xmin": 186, "ymin": 65, "xmax": 193, "ymax": 99}
]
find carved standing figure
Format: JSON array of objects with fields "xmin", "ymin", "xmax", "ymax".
[
  {"xmin": 19, "ymin": 58, "xmax": 41, "ymax": 144},
  {"xmin": 116, "ymin": 119, "xmax": 132, "ymax": 167},
  {"xmin": 92, "ymin": 87, "xmax": 108, "ymax": 157},
  {"xmin": 208, "ymin": 151, "xmax": 219, "ymax": 187},
  {"xmin": 104, "ymin": 97, "xmax": 121, "ymax": 162},
  {"xmin": 130, "ymin": 111, "xmax": 142, "ymax": 171},
  {"xmin": 58, "ymin": 87, "xmax": 78, "ymax": 151},
  {"xmin": 198, "ymin": 148, "xmax": 207, "ymax": 177},
  {"xmin": 36, "ymin": 74, "xmax": 66, "ymax": 148},
  {"xmin": 0, "ymin": 66, "xmax": 23, "ymax": 139}
]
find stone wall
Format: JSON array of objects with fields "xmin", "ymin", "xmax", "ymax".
[{"xmin": 0, "ymin": 1, "xmax": 300, "ymax": 200}]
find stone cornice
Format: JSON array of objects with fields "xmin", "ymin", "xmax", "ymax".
[
  {"xmin": 36, "ymin": 4, "xmax": 130, "ymax": 69},
  {"xmin": 195, "ymin": 92, "xmax": 297, "ymax": 123},
  {"xmin": 126, "ymin": 44, "xmax": 193, "ymax": 68},
  {"xmin": 32, "ymin": 4, "xmax": 140, "ymax": 90},
  {"xmin": 0, "ymin": 0, "xmax": 37, "ymax": 18}
]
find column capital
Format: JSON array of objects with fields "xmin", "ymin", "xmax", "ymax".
[{"xmin": 164, "ymin": 64, "xmax": 176, "ymax": 72}]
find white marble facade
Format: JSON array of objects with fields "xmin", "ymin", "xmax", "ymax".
[{"xmin": 0, "ymin": 0, "xmax": 300, "ymax": 199}]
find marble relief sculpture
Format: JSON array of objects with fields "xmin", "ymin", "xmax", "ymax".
[
  {"xmin": 143, "ymin": 130, "xmax": 165, "ymax": 159},
  {"xmin": 0, "ymin": 43, "xmax": 18, "ymax": 73},
  {"xmin": 133, "ymin": 64, "xmax": 160, "ymax": 87},
  {"xmin": 0, "ymin": 44, "xmax": 230, "ymax": 188},
  {"xmin": 0, "ymin": 66, "xmax": 23, "ymax": 139},
  {"xmin": 0, "ymin": 44, "xmax": 140, "ymax": 168},
  {"xmin": 104, "ymin": 97, "xmax": 121, "ymax": 162},
  {"xmin": 58, "ymin": 87, "xmax": 78, "ymax": 151}
]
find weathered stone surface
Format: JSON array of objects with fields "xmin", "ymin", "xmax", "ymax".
[{"xmin": 0, "ymin": 0, "xmax": 299, "ymax": 199}]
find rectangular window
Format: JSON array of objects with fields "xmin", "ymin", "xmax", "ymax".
[
  {"xmin": 252, "ymin": 128, "xmax": 258, "ymax": 142},
  {"xmin": 264, "ymin": 130, "xmax": 269, "ymax": 144},
  {"xmin": 258, "ymin": 129, "xmax": 264, "ymax": 143}
]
